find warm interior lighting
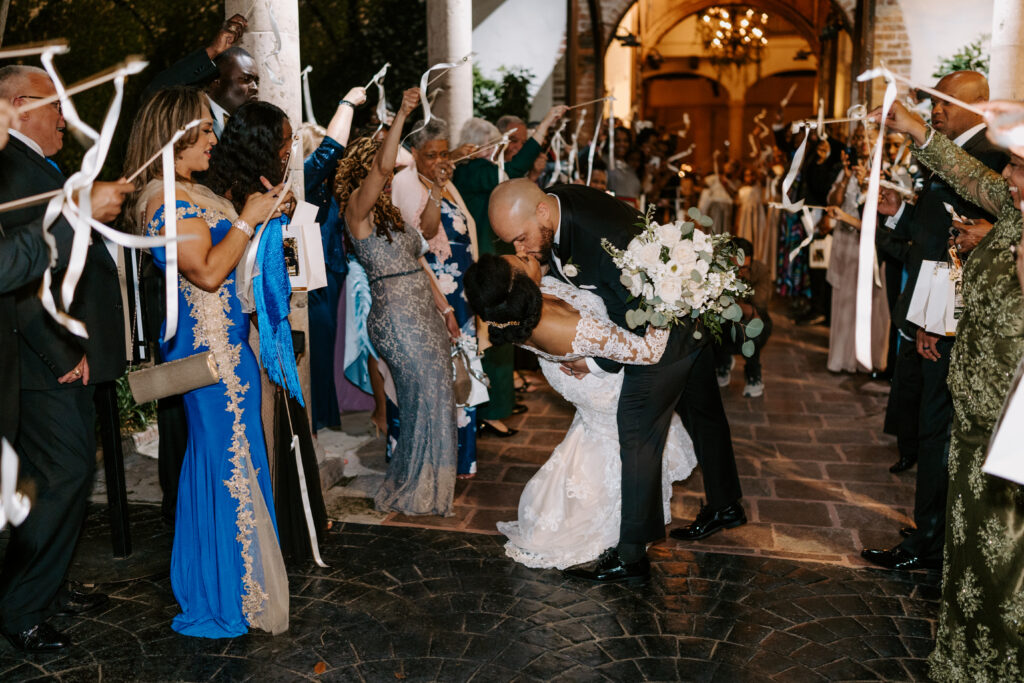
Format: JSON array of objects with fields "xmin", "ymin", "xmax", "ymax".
[{"xmin": 698, "ymin": 6, "xmax": 769, "ymax": 68}]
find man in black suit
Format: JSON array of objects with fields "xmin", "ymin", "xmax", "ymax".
[
  {"xmin": 144, "ymin": 13, "xmax": 257, "ymax": 137},
  {"xmin": 489, "ymin": 179, "xmax": 744, "ymax": 584},
  {"xmin": 864, "ymin": 71, "xmax": 1008, "ymax": 571},
  {"xmin": 0, "ymin": 65, "xmax": 132, "ymax": 652}
]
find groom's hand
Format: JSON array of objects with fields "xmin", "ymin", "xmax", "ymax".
[{"xmin": 560, "ymin": 358, "xmax": 590, "ymax": 378}]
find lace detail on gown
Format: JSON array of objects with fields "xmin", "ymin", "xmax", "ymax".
[{"xmin": 497, "ymin": 278, "xmax": 697, "ymax": 569}]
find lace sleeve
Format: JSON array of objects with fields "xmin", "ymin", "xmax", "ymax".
[
  {"xmin": 911, "ymin": 131, "xmax": 1012, "ymax": 218},
  {"xmin": 571, "ymin": 316, "xmax": 669, "ymax": 365}
]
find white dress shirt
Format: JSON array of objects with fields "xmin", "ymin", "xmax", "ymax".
[{"xmin": 8, "ymin": 129, "xmax": 45, "ymax": 158}]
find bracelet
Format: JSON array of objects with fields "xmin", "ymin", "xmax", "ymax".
[
  {"xmin": 440, "ymin": 306, "xmax": 454, "ymax": 316},
  {"xmin": 232, "ymin": 218, "xmax": 254, "ymax": 238},
  {"xmin": 339, "ymin": 100, "xmax": 356, "ymax": 109}
]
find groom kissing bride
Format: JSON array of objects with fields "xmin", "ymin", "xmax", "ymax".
[{"xmin": 472, "ymin": 178, "xmax": 747, "ymax": 585}]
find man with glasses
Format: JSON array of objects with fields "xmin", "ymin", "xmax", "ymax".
[{"xmin": 0, "ymin": 64, "xmax": 132, "ymax": 653}]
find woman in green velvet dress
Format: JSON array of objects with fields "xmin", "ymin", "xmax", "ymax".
[{"xmin": 883, "ymin": 99, "xmax": 1024, "ymax": 680}]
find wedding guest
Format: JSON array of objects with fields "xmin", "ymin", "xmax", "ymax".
[
  {"xmin": 795, "ymin": 138, "xmax": 839, "ymax": 326},
  {"xmin": 0, "ymin": 65, "xmax": 132, "ymax": 653},
  {"xmin": 879, "ymin": 90, "xmax": 1024, "ymax": 683},
  {"xmin": 301, "ymin": 86, "xmax": 367, "ymax": 432},
  {"xmin": 335, "ymin": 88, "xmax": 459, "ymax": 516},
  {"xmin": 864, "ymin": 72, "xmax": 1007, "ymax": 576},
  {"xmin": 124, "ymin": 87, "xmax": 290, "ymax": 637},
  {"xmin": 393, "ymin": 119, "xmax": 481, "ymax": 478},
  {"xmin": 714, "ymin": 237, "xmax": 772, "ymax": 397},
  {"xmin": 453, "ymin": 105, "xmax": 566, "ymax": 438},
  {"xmin": 734, "ymin": 167, "xmax": 766, "ymax": 256}
]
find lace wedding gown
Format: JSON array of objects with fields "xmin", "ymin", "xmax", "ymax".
[{"xmin": 497, "ymin": 278, "xmax": 697, "ymax": 569}]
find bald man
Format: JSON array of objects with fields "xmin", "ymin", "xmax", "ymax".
[
  {"xmin": 866, "ymin": 70, "xmax": 1008, "ymax": 571},
  {"xmin": 489, "ymin": 179, "xmax": 744, "ymax": 584}
]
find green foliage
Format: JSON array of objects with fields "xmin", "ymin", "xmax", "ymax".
[
  {"xmin": 115, "ymin": 372, "xmax": 156, "ymax": 435},
  {"xmin": 2, "ymin": 0, "xmax": 429, "ymax": 178},
  {"xmin": 933, "ymin": 35, "xmax": 990, "ymax": 79},
  {"xmin": 472, "ymin": 64, "xmax": 533, "ymax": 122}
]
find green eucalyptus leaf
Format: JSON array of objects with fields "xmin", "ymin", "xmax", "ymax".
[
  {"xmin": 730, "ymin": 325, "xmax": 737, "ymax": 342},
  {"xmin": 723, "ymin": 303, "xmax": 743, "ymax": 322},
  {"xmin": 651, "ymin": 311, "xmax": 668, "ymax": 327},
  {"xmin": 693, "ymin": 329, "xmax": 702, "ymax": 340},
  {"xmin": 745, "ymin": 317, "xmax": 765, "ymax": 338},
  {"xmin": 620, "ymin": 272, "xmax": 633, "ymax": 287},
  {"xmin": 691, "ymin": 269, "xmax": 703, "ymax": 282},
  {"xmin": 687, "ymin": 206, "xmax": 701, "ymax": 220},
  {"xmin": 699, "ymin": 215, "xmax": 714, "ymax": 228},
  {"xmin": 681, "ymin": 221, "xmax": 694, "ymax": 235},
  {"xmin": 741, "ymin": 340, "xmax": 756, "ymax": 357}
]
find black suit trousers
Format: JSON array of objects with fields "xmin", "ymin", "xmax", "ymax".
[
  {"xmin": 891, "ymin": 335, "xmax": 953, "ymax": 559},
  {"xmin": 0, "ymin": 385, "xmax": 96, "ymax": 633},
  {"xmin": 617, "ymin": 340, "xmax": 741, "ymax": 545}
]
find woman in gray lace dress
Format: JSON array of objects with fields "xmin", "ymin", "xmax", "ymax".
[{"xmin": 334, "ymin": 88, "xmax": 460, "ymax": 516}]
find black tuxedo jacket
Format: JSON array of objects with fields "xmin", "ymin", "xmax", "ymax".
[
  {"xmin": 142, "ymin": 48, "xmax": 219, "ymax": 100},
  {"xmin": 891, "ymin": 128, "xmax": 1008, "ymax": 336},
  {"xmin": 0, "ymin": 137, "xmax": 126, "ymax": 392},
  {"xmin": 547, "ymin": 184, "xmax": 698, "ymax": 373}
]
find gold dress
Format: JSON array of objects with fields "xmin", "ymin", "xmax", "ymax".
[{"xmin": 912, "ymin": 131, "xmax": 1024, "ymax": 680}]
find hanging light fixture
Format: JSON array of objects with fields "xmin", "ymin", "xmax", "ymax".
[{"xmin": 698, "ymin": 7, "xmax": 769, "ymax": 69}]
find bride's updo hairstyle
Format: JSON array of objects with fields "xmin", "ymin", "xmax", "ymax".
[{"xmin": 464, "ymin": 253, "xmax": 542, "ymax": 345}]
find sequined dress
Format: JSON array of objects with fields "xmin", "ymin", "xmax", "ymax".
[
  {"xmin": 347, "ymin": 222, "xmax": 457, "ymax": 516},
  {"xmin": 149, "ymin": 200, "xmax": 288, "ymax": 638},
  {"xmin": 911, "ymin": 132, "xmax": 1024, "ymax": 680}
]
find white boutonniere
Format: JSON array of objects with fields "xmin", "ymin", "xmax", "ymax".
[{"xmin": 563, "ymin": 258, "xmax": 579, "ymax": 278}]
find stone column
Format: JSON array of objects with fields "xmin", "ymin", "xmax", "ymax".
[
  {"xmin": 426, "ymin": 0, "xmax": 473, "ymax": 141},
  {"xmin": 226, "ymin": 0, "xmax": 310, "ymax": 469},
  {"xmin": 990, "ymin": 0, "xmax": 1024, "ymax": 100}
]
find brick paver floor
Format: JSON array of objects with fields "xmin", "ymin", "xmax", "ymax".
[{"xmin": 383, "ymin": 315, "xmax": 915, "ymax": 568}]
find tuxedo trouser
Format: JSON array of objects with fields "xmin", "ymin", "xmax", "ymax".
[
  {"xmin": 617, "ymin": 342, "xmax": 741, "ymax": 545},
  {"xmin": 891, "ymin": 336, "xmax": 953, "ymax": 559},
  {"xmin": 0, "ymin": 384, "xmax": 96, "ymax": 634}
]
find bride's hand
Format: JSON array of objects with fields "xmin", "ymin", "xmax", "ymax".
[{"xmin": 560, "ymin": 358, "xmax": 590, "ymax": 378}]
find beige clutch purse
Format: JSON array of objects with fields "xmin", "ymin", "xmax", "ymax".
[{"xmin": 127, "ymin": 351, "xmax": 220, "ymax": 404}]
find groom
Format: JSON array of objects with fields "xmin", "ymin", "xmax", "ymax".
[{"xmin": 489, "ymin": 179, "xmax": 745, "ymax": 583}]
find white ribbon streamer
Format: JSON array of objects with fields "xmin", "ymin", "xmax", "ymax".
[
  {"xmin": 300, "ymin": 65, "xmax": 317, "ymax": 126},
  {"xmin": 587, "ymin": 98, "xmax": 607, "ymax": 187},
  {"xmin": 854, "ymin": 68, "xmax": 899, "ymax": 368},
  {"xmin": 290, "ymin": 434, "xmax": 327, "ymax": 567},
  {"xmin": 606, "ymin": 94, "xmax": 615, "ymax": 179},
  {"xmin": 160, "ymin": 142, "xmax": 179, "ymax": 340},
  {"xmin": 567, "ymin": 110, "xmax": 585, "ymax": 181},
  {"xmin": 403, "ymin": 59, "xmax": 468, "ymax": 144},
  {"xmin": 780, "ymin": 83, "xmax": 798, "ymax": 109},
  {"xmin": 0, "ymin": 439, "xmax": 30, "ymax": 531},
  {"xmin": 549, "ymin": 121, "xmax": 566, "ymax": 186},
  {"xmin": 364, "ymin": 62, "xmax": 391, "ymax": 137},
  {"xmin": 260, "ymin": 0, "xmax": 285, "ymax": 86},
  {"xmin": 788, "ymin": 206, "xmax": 818, "ymax": 262},
  {"xmin": 780, "ymin": 126, "xmax": 810, "ymax": 212}
]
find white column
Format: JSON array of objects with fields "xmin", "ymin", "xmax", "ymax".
[
  {"xmin": 990, "ymin": 0, "xmax": 1024, "ymax": 100},
  {"xmin": 426, "ymin": 0, "xmax": 473, "ymax": 140},
  {"xmin": 225, "ymin": 0, "xmax": 311, "ymax": 452}
]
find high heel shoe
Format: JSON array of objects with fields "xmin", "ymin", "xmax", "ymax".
[{"xmin": 477, "ymin": 421, "xmax": 518, "ymax": 438}]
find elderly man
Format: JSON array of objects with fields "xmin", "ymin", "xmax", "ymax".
[
  {"xmin": 496, "ymin": 114, "xmax": 528, "ymax": 162},
  {"xmin": 0, "ymin": 65, "xmax": 131, "ymax": 652},
  {"xmin": 864, "ymin": 70, "xmax": 1008, "ymax": 571},
  {"xmin": 145, "ymin": 14, "xmax": 258, "ymax": 136}
]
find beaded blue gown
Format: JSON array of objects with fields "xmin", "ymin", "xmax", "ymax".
[{"xmin": 149, "ymin": 198, "xmax": 288, "ymax": 638}]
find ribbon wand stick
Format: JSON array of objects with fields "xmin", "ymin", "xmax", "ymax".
[{"xmin": 17, "ymin": 56, "xmax": 149, "ymax": 114}]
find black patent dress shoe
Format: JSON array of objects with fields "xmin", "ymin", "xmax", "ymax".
[
  {"xmin": 477, "ymin": 421, "xmax": 518, "ymax": 438},
  {"xmin": 511, "ymin": 403, "xmax": 528, "ymax": 416},
  {"xmin": 899, "ymin": 525, "xmax": 916, "ymax": 538},
  {"xmin": 563, "ymin": 548, "xmax": 650, "ymax": 586},
  {"xmin": 861, "ymin": 546, "xmax": 941, "ymax": 571},
  {"xmin": 889, "ymin": 455, "xmax": 917, "ymax": 474},
  {"xmin": 669, "ymin": 501, "xmax": 746, "ymax": 541},
  {"xmin": 3, "ymin": 622, "xmax": 70, "ymax": 653},
  {"xmin": 56, "ymin": 587, "xmax": 109, "ymax": 616}
]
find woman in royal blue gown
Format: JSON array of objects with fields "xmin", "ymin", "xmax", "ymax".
[{"xmin": 124, "ymin": 87, "xmax": 291, "ymax": 637}]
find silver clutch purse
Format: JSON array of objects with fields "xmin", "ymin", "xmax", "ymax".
[{"xmin": 127, "ymin": 351, "xmax": 219, "ymax": 404}]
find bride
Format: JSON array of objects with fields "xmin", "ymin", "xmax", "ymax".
[{"xmin": 464, "ymin": 253, "xmax": 696, "ymax": 570}]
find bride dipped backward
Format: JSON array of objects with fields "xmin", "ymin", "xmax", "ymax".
[{"xmin": 465, "ymin": 253, "xmax": 583, "ymax": 363}]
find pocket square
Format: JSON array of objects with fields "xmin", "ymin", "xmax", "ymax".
[{"xmin": 579, "ymin": 284, "xmax": 597, "ymax": 290}]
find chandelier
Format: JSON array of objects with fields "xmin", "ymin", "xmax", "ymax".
[{"xmin": 698, "ymin": 7, "xmax": 769, "ymax": 68}]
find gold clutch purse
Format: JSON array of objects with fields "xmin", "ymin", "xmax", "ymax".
[{"xmin": 127, "ymin": 352, "xmax": 220, "ymax": 404}]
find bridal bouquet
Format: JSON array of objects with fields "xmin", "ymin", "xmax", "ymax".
[{"xmin": 602, "ymin": 206, "xmax": 764, "ymax": 355}]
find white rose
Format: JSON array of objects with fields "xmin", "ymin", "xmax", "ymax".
[
  {"xmin": 655, "ymin": 223, "xmax": 682, "ymax": 247},
  {"xmin": 626, "ymin": 237, "xmax": 643, "ymax": 253},
  {"xmin": 629, "ymin": 272, "xmax": 643, "ymax": 296},
  {"xmin": 656, "ymin": 276, "xmax": 684, "ymax": 304},
  {"xmin": 670, "ymin": 241, "xmax": 697, "ymax": 265},
  {"xmin": 694, "ymin": 259, "xmax": 710, "ymax": 277},
  {"xmin": 563, "ymin": 264, "xmax": 578, "ymax": 278},
  {"xmin": 642, "ymin": 282, "xmax": 654, "ymax": 300},
  {"xmin": 691, "ymin": 229, "xmax": 710, "ymax": 253},
  {"xmin": 636, "ymin": 241, "xmax": 663, "ymax": 269}
]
